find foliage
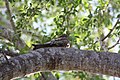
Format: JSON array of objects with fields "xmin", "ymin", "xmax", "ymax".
[{"xmin": 0, "ymin": 0, "xmax": 120, "ymax": 79}]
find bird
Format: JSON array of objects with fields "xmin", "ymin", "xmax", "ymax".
[{"xmin": 32, "ymin": 34, "xmax": 70, "ymax": 50}]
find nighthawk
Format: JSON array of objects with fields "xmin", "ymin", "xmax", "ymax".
[{"xmin": 32, "ymin": 34, "xmax": 70, "ymax": 50}]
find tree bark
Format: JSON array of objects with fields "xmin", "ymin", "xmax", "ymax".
[{"xmin": 0, "ymin": 47, "xmax": 120, "ymax": 80}]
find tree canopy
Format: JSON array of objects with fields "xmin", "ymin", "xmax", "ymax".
[{"xmin": 0, "ymin": 0, "xmax": 120, "ymax": 80}]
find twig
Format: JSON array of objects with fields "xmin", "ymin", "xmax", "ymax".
[
  {"xmin": 108, "ymin": 38, "xmax": 120, "ymax": 50},
  {"xmin": 101, "ymin": 19, "xmax": 119, "ymax": 41},
  {"xmin": 4, "ymin": 0, "xmax": 16, "ymax": 32},
  {"xmin": 94, "ymin": 19, "xmax": 120, "ymax": 44}
]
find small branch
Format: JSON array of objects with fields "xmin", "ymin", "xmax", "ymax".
[
  {"xmin": 108, "ymin": 38, "xmax": 120, "ymax": 50},
  {"xmin": 94, "ymin": 19, "xmax": 120, "ymax": 44},
  {"xmin": 4, "ymin": 0, "xmax": 16, "ymax": 32},
  {"xmin": 101, "ymin": 19, "xmax": 119, "ymax": 41}
]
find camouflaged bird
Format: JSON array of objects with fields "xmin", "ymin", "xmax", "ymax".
[{"xmin": 32, "ymin": 34, "xmax": 70, "ymax": 50}]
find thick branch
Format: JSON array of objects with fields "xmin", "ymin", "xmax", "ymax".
[
  {"xmin": 0, "ymin": 49, "xmax": 19, "ymax": 57},
  {"xmin": 3, "ymin": 0, "xmax": 28, "ymax": 50},
  {"xmin": 0, "ymin": 26, "xmax": 27, "ymax": 50},
  {"xmin": 0, "ymin": 47, "xmax": 120, "ymax": 80},
  {"xmin": 0, "ymin": 15, "xmax": 13, "ymax": 29},
  {"xmin": 0, "ymin": 26, "xmax": 14, "ymax": 41}
]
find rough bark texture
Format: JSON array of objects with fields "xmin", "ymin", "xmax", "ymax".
[
  {"xmin": 0, "ymin": 25, "xmax": 27, "ymax": 50},
  {"xmin": 0, "ymin": 47, "xmax": 120, "ymax": 80}
]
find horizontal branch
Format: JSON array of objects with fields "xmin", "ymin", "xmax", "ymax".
[{"xmin": 0, "ymin": 47, "xmax": 120, "ymax": 80}]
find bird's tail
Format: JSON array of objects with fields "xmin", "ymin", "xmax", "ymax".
[{"xmin": 32, "ymin": 44, "xmax": 50, "ymax": 50}]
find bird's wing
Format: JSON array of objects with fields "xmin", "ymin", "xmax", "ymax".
[{"xmin": 32, "ymin": 34, "xmax": 69, "ymax": 50}]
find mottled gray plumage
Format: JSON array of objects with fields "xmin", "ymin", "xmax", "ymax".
[{"xmin": 32, "ymin": 34, "xmax": 70, "ymax": 50}]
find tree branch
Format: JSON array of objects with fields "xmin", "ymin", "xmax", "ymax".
[
  {"xmin": 108, "ymin": 38, "xmax": 120, "ymax": 50},
  {"xmin": 0, "ymin": 0, "xmax": 28, "ymax": 50},
  {"xmin": 4, "ymin": 0, "xmax": 16, "ymax": 32},
  {"xmin": 94, "ymin": 19, "xmax": 119, "ymax": 44},
  {"xmin": 0, "ymin": 25, "xmax": 14, "ymax": 41},
  {"xmin": 0, "ymin": 26, "xmax": 27, "ymax": 50},
  {"xmin": 0, "ymin": 47, "xmax": 120, "ymax": 80},
  {"xmin": 4, "ymin": 1, "xmax": 54, "ymax": 80},
  {"xmin": 101, "ymin": 19, "xmax": 119, "ymax": 41},
  {"xmin": 0, "ymin": 49, "xmax": 19, "ymax": 57}
]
